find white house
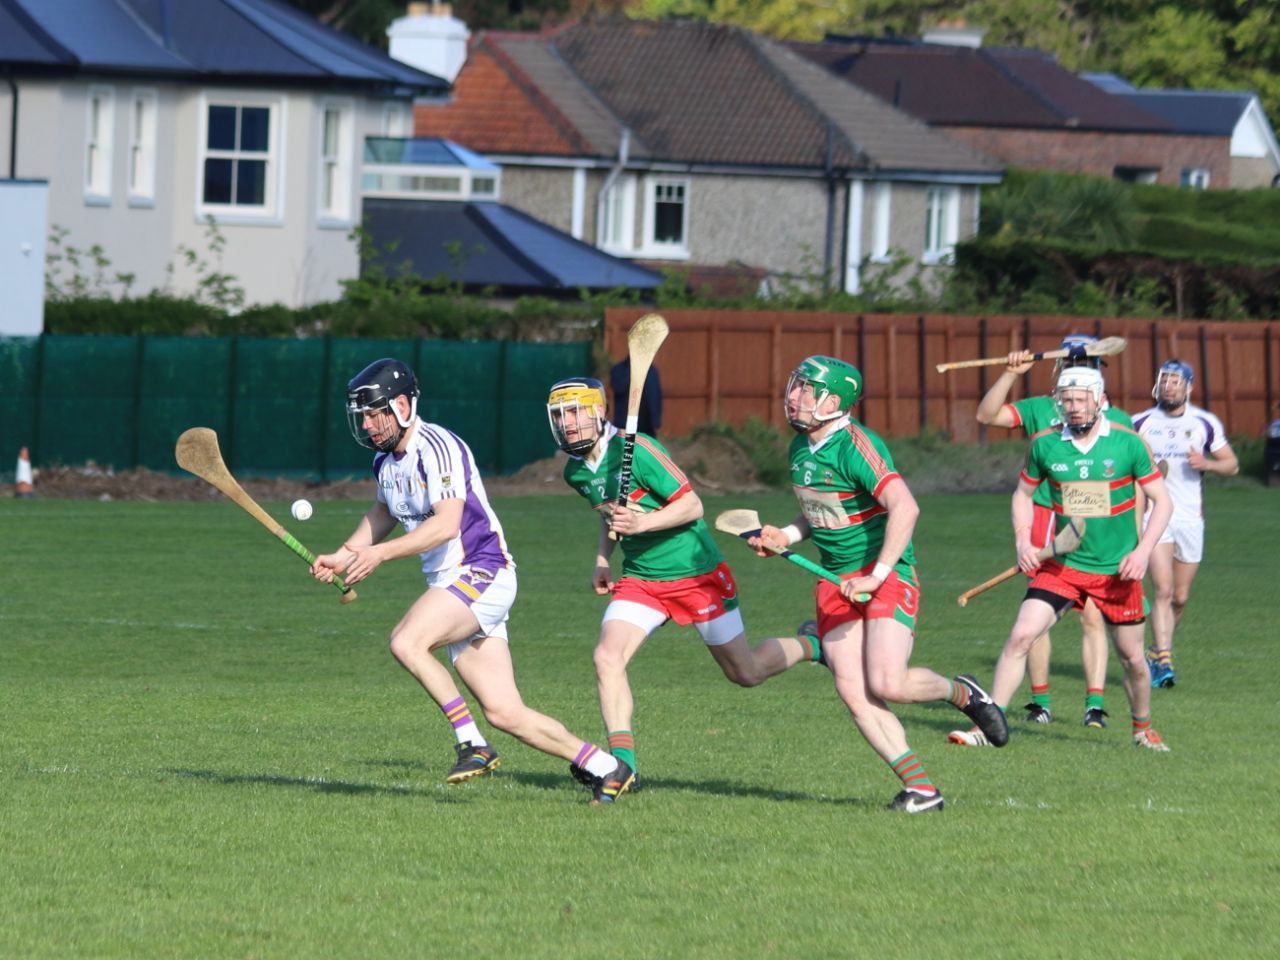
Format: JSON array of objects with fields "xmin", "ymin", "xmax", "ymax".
[{"xmin": 0, "ymin": 0, "xmax": 446, "ymax": 320}]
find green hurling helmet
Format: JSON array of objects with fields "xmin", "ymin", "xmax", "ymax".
[{"xmin": 785, "ymin": 356, "xmax": 863, "ymax": 431}]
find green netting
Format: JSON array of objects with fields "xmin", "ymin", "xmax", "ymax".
[{"xmin": 4, "ymin": 335, "xmax": 592, "ymax": 480}]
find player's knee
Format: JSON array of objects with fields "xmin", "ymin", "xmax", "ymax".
[
  {"xmin": 387, "ymin": 628, "xmax": 418, "ymax": 667},
  {"xmin": 1172, "ymin": 591, "xmax": 1191, "ymax": 612},
  {"xmin": 1006, "ymin": 628, "xmax": 1039, "ymax": 655},
  {"xmin": 592, "ymin": 643, "xmax": 627, "ymax": 677},
  {"xmin": 724, "ymin": 663, "xmax": 764, "ymax": 688},
  {"xmin": 865, "ymin": 672, "xmax": 904, "ymax": 703},
  {"xmin": 480, "ymin": 702, "xmax": 522, "ymax": 735}
]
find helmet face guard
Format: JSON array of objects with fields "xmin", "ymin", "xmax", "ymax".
[
  {"xmin": 1054, "ymin": 367, "xmax": 1105, "ymax": 435},
  {"xmin": 1153, "ymin": 359, "xmax": 1194, "ymax": 410},
  {"xmin": 547, "ymin": 378, "xmax": 607, "ymax": 456},
  {"xmin": 784, "ymin": 356, "xmax": 863, "ymax": 432},
  {"xmin": 346, "ymin": 359, "xmax": 420, "ymax": 451}
]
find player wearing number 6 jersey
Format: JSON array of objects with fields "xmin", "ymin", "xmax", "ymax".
[
  {"xmin": 985, "ymin": 366, "xmax": 1174, "ymax": 752},
  {"xmin": 548, "ymin": 377, "xmax": 821, "ymax": 788},
  {"xmin": 310, "ymin": 359, "xmax": 633, "ymax": 804},
  {"xmin": 751, "ymin": 356, "xmax": 1008, "ymax": 813}
]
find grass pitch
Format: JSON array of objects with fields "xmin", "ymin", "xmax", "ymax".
[{"xmin": 3, "ymin": 489, "xmax": 1277, "ymax": 958}]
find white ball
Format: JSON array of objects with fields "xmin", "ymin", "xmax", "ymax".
[{"xmin": 290, "ymin": 499, "xmax": 313, "ymax": 522}]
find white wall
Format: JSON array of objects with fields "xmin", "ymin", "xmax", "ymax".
[{"xmin": 0, "ymin": 179, "xmax": 49, "ymax": 335}]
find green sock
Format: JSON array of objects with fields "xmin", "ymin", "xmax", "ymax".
[
  {"xmin": 800, "ymin": 632, "xmax": 822, "ymax": 662},
  {"xmin": 607, "ymin": 731, "xmax": 636, "ymax": 772},
  {"xmin": 1031, "ymin": 683, "xmax": 1051, "ymax": 710},
  {"xmin": 1086, "ymin": 688, "xmax": 1105, "ymax": 710}
]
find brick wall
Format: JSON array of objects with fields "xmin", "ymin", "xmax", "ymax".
[{"xmin": 943, "ymin": 127, "xmax": 1231, "ymax": 187}]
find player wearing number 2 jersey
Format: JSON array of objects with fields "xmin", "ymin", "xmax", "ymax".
[
  {"xmin": 986, "ymin": 365, "xmax": 1174, "ymax": 752},
  {"xmin": 548, "ymin": 377, "xmax": 820, "ymax": 789},
  {"xmin": 752, "ymin": 356, "xmax": 1008, "ymax": 813}
]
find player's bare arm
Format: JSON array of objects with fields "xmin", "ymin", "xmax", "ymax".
[
  {"xmin": 1188, "ymin": 443, "xmax": 1239, "ymax": 476},
  {"xmin": 749, "ymin": 515, "xmax": 809, "ymax": 557},
  {"xmin": 608, "ymin": 488, "xmax": 702, "ymax": 537},
  {"xmin": 1011, "ymin": 480, "xmax": 1042, "ymax": 573},
  {"xmin": 311, "ymin": 504, "xmax": 396, "ymax": 583},
  {"xmin": 840, "ymin": 477, "xmax": 918, "ymax": 601},
  {"xmin": 342, "ymin": 499, "xmax": 465, "ymax": 585},
  {"xmin": 975, "ymin": 351, "xmax": 1035, "ymax": 427},
  {"xmin": 1119, "ymin": 475, "xmax": 1172, "ymax": 581},
  {"xmin": 593, "ymin": 516, "xmax": 617, "ymax": 595}
]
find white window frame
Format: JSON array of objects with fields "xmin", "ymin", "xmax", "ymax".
[
  {"xmin": 1181, "ymin": 167, "xmax": 1210, "ymax": 190},
  {"xmin": 127, "ymin": 87, "xmax": 158, "ymax": 206},
  {"xmin": 317, "ymin": 98, "xmax": 355, "ymax": 225},
  {"xmin": 380, "ymin": 102, "xmax": 412, "ymax": 136},
  {"xmin": 196, "ymin": 92, "xmax": 286, "ymax": 224},
  {"xmin": 923, "ymin": 185, "xmax": 960, "ymax": 263},
  {"xmin": 598, "ymin": 174, "xmax": 636, "ymax": 255},
  {"xmin": 85, "ymin": 85, "xmax": 115, "ymax": 204},
  {"xmin": 640, "ymin": 176, "xmax": 691, "ymax": 259},
  {"xmin": 871, "ymin": 183, "xmax": 892, "ymax": 261}
]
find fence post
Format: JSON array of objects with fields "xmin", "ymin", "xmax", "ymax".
[
  {"xmin": 917, "ymin": 314, "xmax": 927, "ymax": 433},
  {"xmin": 31, "ymin": 334, "xmax": 46, "ymax": 464},
  {"xmin": 225, "ymin": 336, "xmax": 239, "ymax": 471},
  {"xmin": 319, "ymin": 336, "xmax": 332, "ymax": 481}
]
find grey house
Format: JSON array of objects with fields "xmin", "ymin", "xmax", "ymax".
[
  {"xmin": 0, "ymin": 0, "xmax": 446, "ymax": 310},
  {"xmin": 407, "ymin": 15, "xmax": 1002, "ymax": 296}
]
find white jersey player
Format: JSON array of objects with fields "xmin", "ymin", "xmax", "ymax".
[
  {"xmin": 1133, "ymin": 360, "xmax": 1238, "ymax": 687},
  {"xmin": 311, "ymin": 358, "xmax": 634, "ymax": 803}
]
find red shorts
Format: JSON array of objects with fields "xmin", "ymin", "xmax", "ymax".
[
  {"xmin": 1027, "ymin": 560, "xmax": 1144, "ymax": 625},
  {"xmin": 610, "ymin": 562, "xmax": 740, "ymax": 625},
  {"xmin": 815, "ymin": 564, "xmax": 919, "ymax": 635},
  {"xmin": 1030, "ymin": 503, "xmax": 1055, "ymax": 551}
]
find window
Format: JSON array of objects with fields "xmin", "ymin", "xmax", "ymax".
[
  {"xmin": 199, "ymin": 97, "xmax": 281, "ymax": 218},
  {"xmin": 1114, "ymin": 166, "xmax": 1159, "ymax": 184},
  {"xmin": 1180, "ymin": 167, "xmax": 1210, "ymax": 190},
  {"xmin": 85, "ymin": 85, "xmax": 114, "ymax": 202},
  {"xmin": 923, "ymin": 185, "xmax": 959, "ymax": 262},
  {"xmin": 650, "ymin": 176, "xmax": 691, "ymax": 252},
  {"xmin": 598, "ymin": 175, "xmax": 636, "ymax": 253},
  {"xmin": 871, "ymin": 183, "xmax": 892, "ymax": 260},
  {"xmin": 128, "ymin": 89, "xmax": 157, "ymax": 203},
  {"xmin": 318, "ymin": 101, "xmax": 353, "ymax": 222},
  {"xmin": 380, "ymin": 102, "xmax": 411, "ymax": 136}
]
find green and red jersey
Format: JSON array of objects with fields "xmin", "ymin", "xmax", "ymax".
[
  {"xmin": 563, "ymin": 426, "xmax": 722, "ymax": 580},
  {"xmin": 788, "ymin": 417, "xmax": 916, "ymax": 576},
  {"xmin": 1007, "ymin": 395, "xmax": 1134, "ymax": 508},
  {"xmin": 1021, "ymin": 419, "xmax": 1161, "ymax": 574}
]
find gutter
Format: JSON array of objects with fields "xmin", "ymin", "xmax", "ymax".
[
  {"xmin": 594, "ymin": 128, "xmax": 630, "ymax": 247},
  {"xmin": 4, "ymin": 70, "xmax": 16, "ymax": 178}
]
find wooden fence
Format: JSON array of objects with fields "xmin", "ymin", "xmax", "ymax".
[{"xmin": 604, "ymin": 309, "xmax": 1280, "ymax": 442}]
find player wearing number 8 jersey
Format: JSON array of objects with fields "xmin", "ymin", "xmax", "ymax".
[
  {"xmin": 752, "ymin": 356, "xmax": 1008, "ymax": 812},
  {"xmin": 985, "ymin": 366, "xmax": 1174, "ymax": 751},
  {"xmin": 548, "ymin": 377, "xmax": 820, "ymax": 789}
]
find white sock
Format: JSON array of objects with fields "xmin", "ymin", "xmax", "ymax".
[{"xmin": 584, "ymin": 749, "xmax": 619, "ymax": 778}]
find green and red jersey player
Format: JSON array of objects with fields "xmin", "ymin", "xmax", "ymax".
[
  {"xmin": 989, "ymin": 365, "xmax": 1174, "ymax": 751},
  {"xmin": 547, "ymin": 377, "xmax": 817, "ymax": 783},
  {"xmin": 751, "ymin": 356, "xmax": 1009, "ymax": 813}
]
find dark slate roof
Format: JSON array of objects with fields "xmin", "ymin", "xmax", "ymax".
[
  {"xmin": 493, "ymin": 17, "xmax": 998, "ymax": 176},
  {"xmin": 362, "ymin": 199, "xmax": 664, "ymax": 292},
  {"xmin": 0, "ymin": 0, "xmax": 446, "ymax": 92},
  {"xmin": 1080, "ymin": 76, "xmax": 1254, "ymax": 137},
  {"xmin": 794, "ymin": 38, "xmax": 1172, "ymax": 133}
]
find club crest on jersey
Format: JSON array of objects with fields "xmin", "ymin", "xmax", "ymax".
[
  {"xmin": 1103, "ymin": 459, "xmax": 1115, "ymax": 478},
  {"xmin": 441, "ymin": 475, "xmax": 452, "ymax": 489}
]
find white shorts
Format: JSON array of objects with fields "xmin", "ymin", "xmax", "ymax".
[
  {"xmin": 431, "ymin": 565, "xmax": 515, "ymax": 662},
  {"xmin": 1151, "ymin": 516, "xmax": 1204, "ymax": 564},
  {"xmin": 602, "ymin": 600, "xmax": 747, "ymax": 647}
]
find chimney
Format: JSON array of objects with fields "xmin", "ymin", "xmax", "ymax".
[
  {"xmin": 921, "ymin": 21, "xmax": 985, "ymax": 48},
  {"xmin": 388, "ymin": 2, "xmax": 470, "ymax": 84}
]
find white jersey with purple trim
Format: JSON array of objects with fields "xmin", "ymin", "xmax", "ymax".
[
  {"xmin": 1133, "ymin": 403, "xmax": 1227, "ymax": 522},
  {"xmin": 372, "ymin": 420, "xmax": 513, "ymax": 585}
]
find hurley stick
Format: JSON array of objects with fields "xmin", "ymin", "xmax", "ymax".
[
  {"xmin": 956, "ymin": 517, "xmax": 1086, "ymax": 607},
  {"xmin": 176, "ymin": 427, "xmax": 357, "ymax": 603},
  {"xmin": 714, "ymin": 508, "xmax": 872, "ymax": 602},
  {"xmin": 609, "ymin": 313, "xmax": 669, "ymax": 541},
  {"xmin": 936, "ymin": 336, "xmax": 1126, "ymax": 374}
]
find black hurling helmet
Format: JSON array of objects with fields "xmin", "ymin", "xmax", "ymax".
[{"xmin": 346, "ymin": 358, "xmax": 420, "ymax": 451}]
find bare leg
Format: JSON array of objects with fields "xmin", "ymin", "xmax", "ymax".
[
  {"xmin": 387, "ymin": 587, "xmax": 482, "ymax": 707},
  {"xmin": 1079, "ymin": 599, "xmax": 1109, "ymax": 691},
  {"xmin": 1148, "ymin": 542, "xmax": 1177, "ymax": 655},
  {"xmin": 1168, "ymin": 559, "xmax": 1200, "ymax": 658},
  {"xmin": 454, "ymin": 636, "xmax": 599, "ymax": 763},
  {"xmin": 1110, "ymin": 622, "xmax": 1151, "ymax": 721},
  {"xmin": 992, "ymin": 599, "xmax": 1062, "ymax": 708},
  {"xmin": 862, "ymin": 619, "xmax": 953, "ymax": 704},
  {"xmin": 593, "ymin": 619, "xmax": 649, "ymax": 736},
  {"xmin": 707, "ymin": 632, "xmax": 808, "ymax": 687},
  {"xmin": 1025, "ymin": 630, "xmax": 1052, "ymax": 693},
  {"xmin": 823, "ymin": 620, "xmax": 910, "ymax": 761}
]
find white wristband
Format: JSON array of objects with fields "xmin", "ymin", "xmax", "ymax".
[
  {"xmin": 779, "ymin": 524, "xmax": 803, "ymax": 546},
  {"xmin": 871, "ymin": 562, "xmax": 893, "ymax": 582}
]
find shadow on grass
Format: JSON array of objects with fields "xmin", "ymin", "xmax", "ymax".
[{"xmin": 159, "ymin": 767, "xmax": 463, "ymax": 800}]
